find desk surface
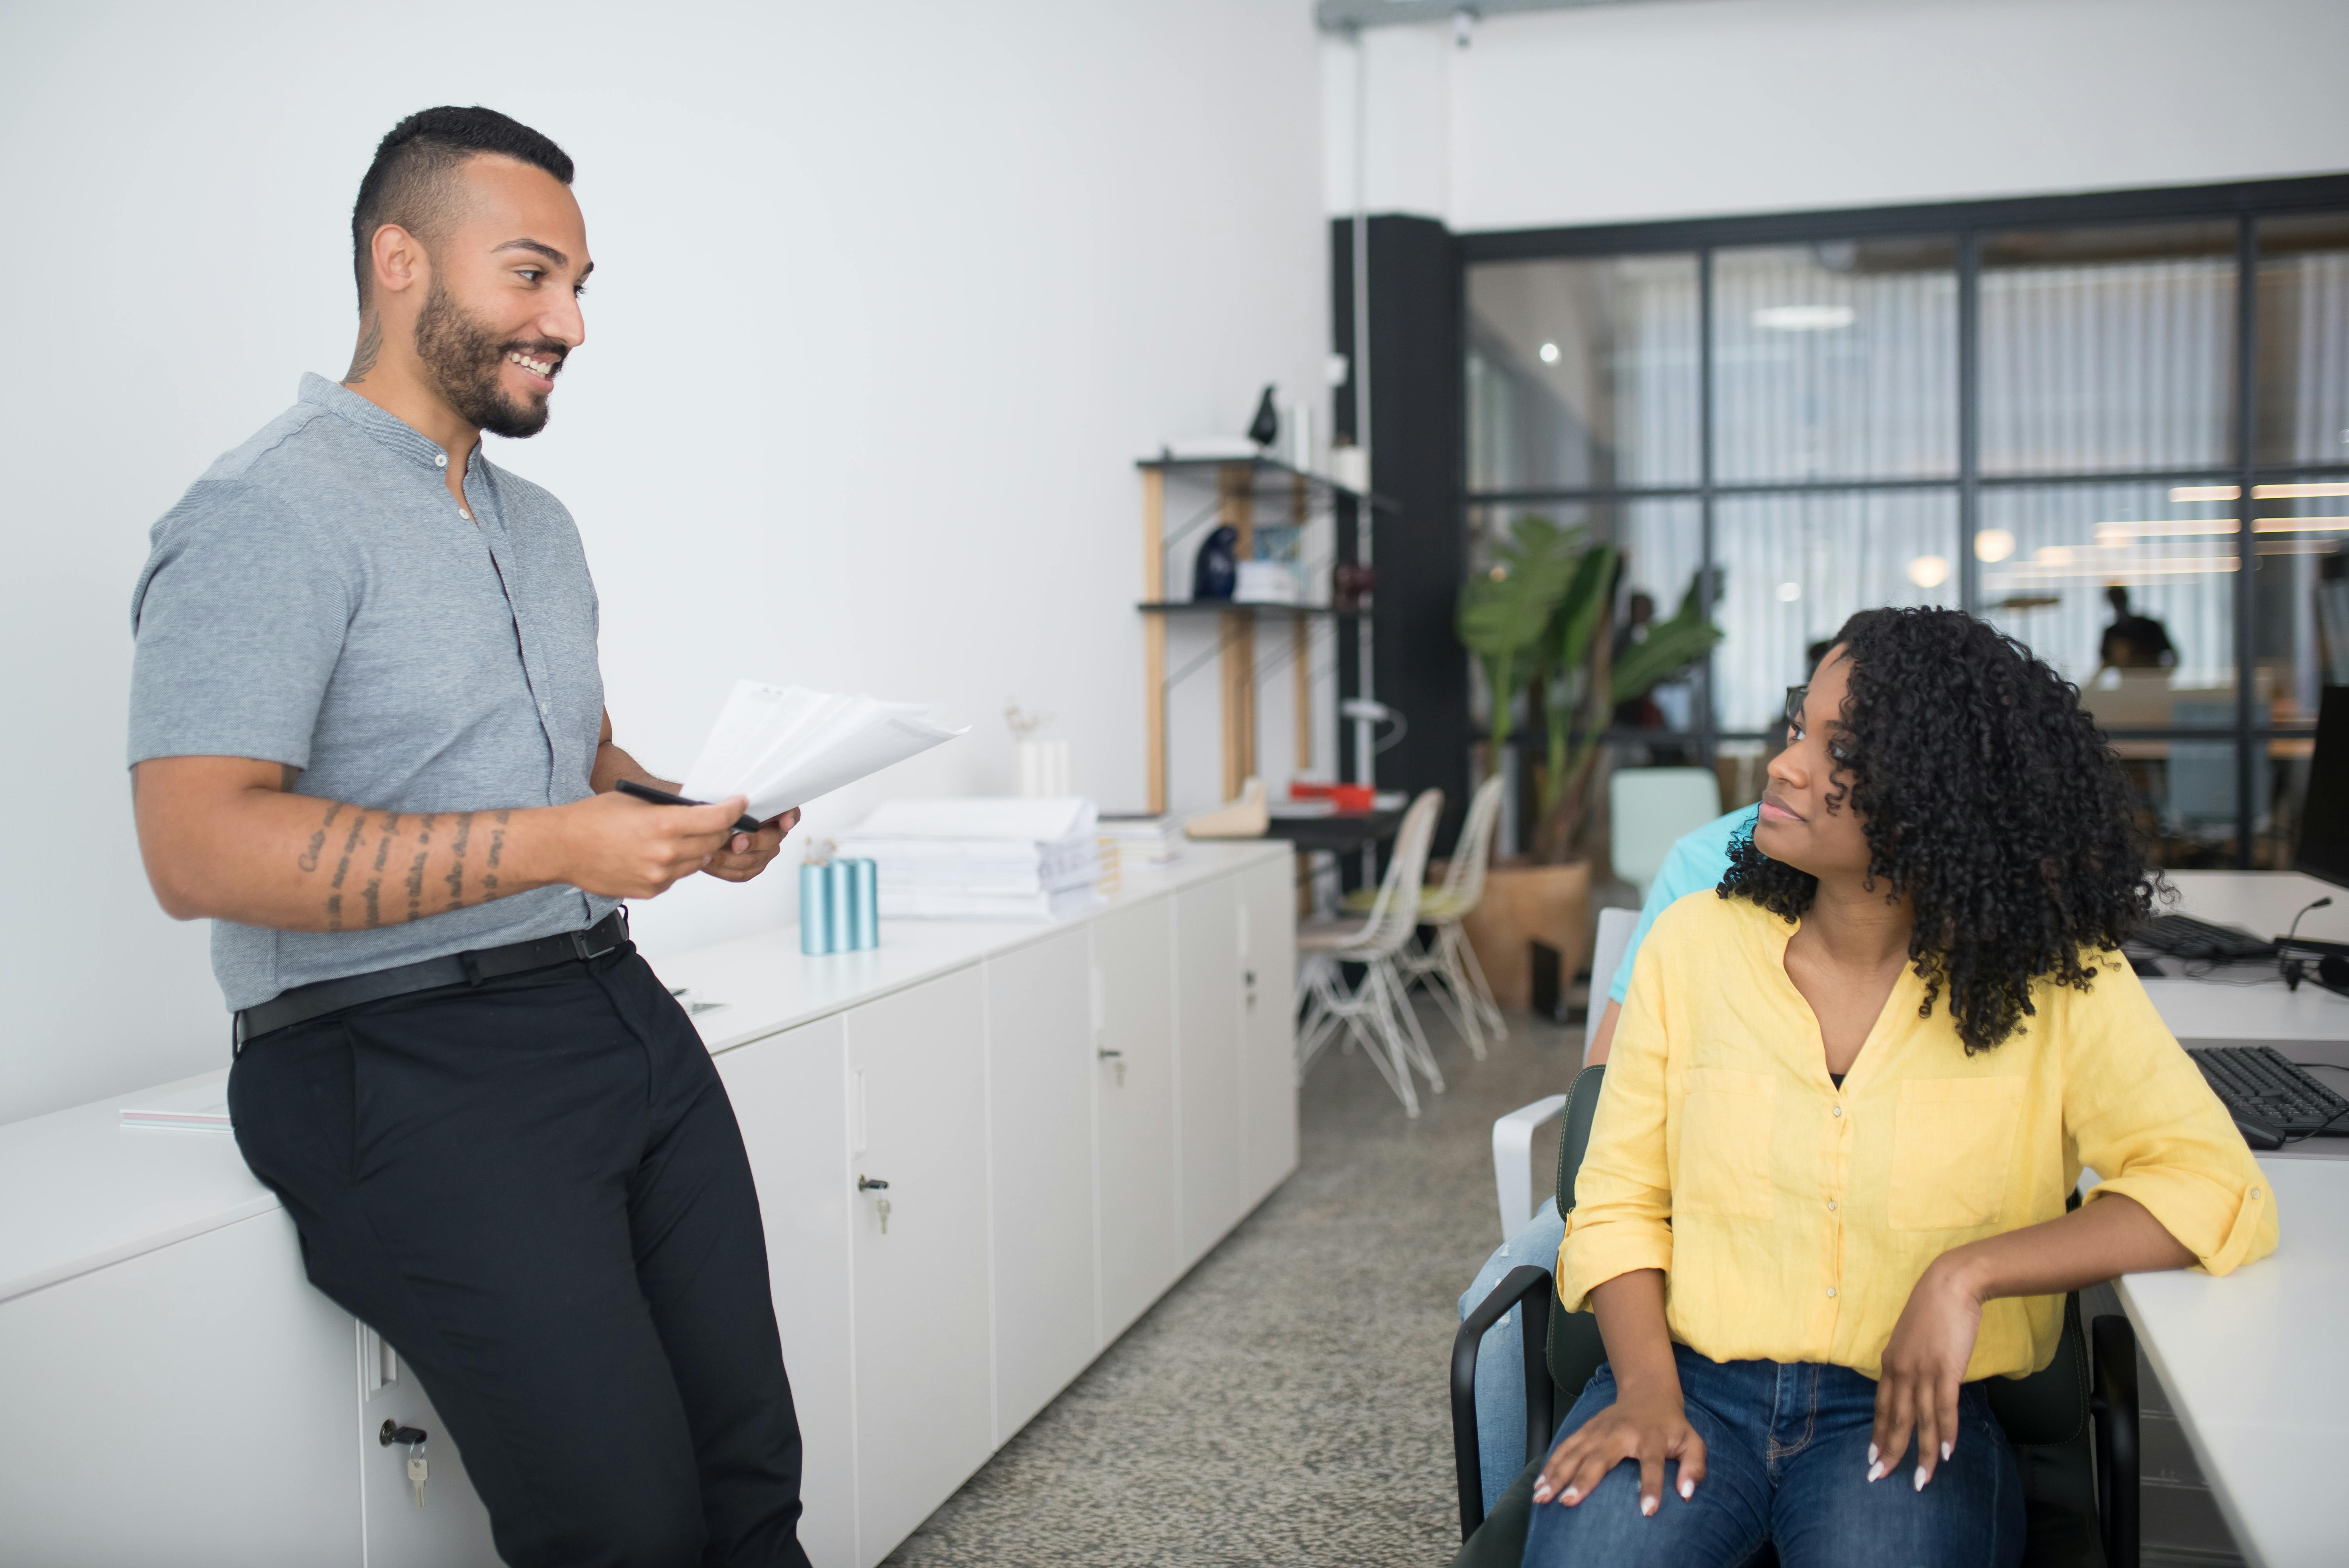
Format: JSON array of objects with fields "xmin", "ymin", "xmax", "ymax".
[
  {"xmin": 2148, "ymin": 871, "xmax": 2349, "ymax": 1059},
  {"xmin": 0, "ymin": 841, "xmax": 1286, "ymax": 1307},
  {"xmin": 2116, "ymin": 1154, "xmax": 2349, "ymax": 1568}
]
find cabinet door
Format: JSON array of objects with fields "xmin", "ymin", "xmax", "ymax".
[
  {"xmin": 846, "ymin": 968, "xmax": 993, "ymax": 1565},
  {"xmin": 361, "ymin": 1325, "xmax": 500, "ymax": 1566},
  {"xmin": 982, "ymin": 928, "xmax": 1099, "ymax": 1441},
  {"xmin": 0, "ymin": 1210, "xmax": 358, "ymax": 1566},
  {"xmin": 1091, "ymin": 896, "xmax": 1181, "ymax": 1340},
  {"xmin": 1174, "ymin": 877, "xmax": 1245, "ymax": 1263},
  {"xmin": 1239, "ymin": 854, "xmax": 1300, "ymax": 1210},
  {"xmin": 715, "ymin": 1016, "xmax": 857, "ymax": 1568}
]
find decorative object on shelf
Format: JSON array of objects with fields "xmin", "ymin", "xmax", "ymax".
[
  {"xmin": 1185, "ymin": 777, "xmax": 1268, "ymax": 839},
  {"xmin": 1005, "ymin": 700, "xmax": 1072, "ymax": 796},
  {"xmin": 1247, "ymin": 385, "xmax": 1279, "ymax": 448},
  {"xmin": 800, "ymin": 840, "xmax": 880, "ymax": 955},
  {"xmin": 1192, "ymin": 524, "xmax": 1239, "ymax": 600},
  {"xmin": 1233, "ymin": 560, "xmax": 1299, "ymax": 605},
  {"xmin": 1332, "ymin": 561, "xmax": 1376, "ymax": 613}
]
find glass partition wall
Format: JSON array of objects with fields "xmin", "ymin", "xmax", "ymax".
[{"xmin": 1462, "ymin": 182, "xmax": 2349, "ymax": 868}]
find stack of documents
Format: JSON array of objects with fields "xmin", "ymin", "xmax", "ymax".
[
  {"xmin": 680, "ymin": 683, "xmax": 966, "ymax": 822},
  {"xmin": 1098, "ymin": 813, "xmax": 1185, "ymax": 870},
  {"xmin": 839, "ymin": 798, "xmax": 1105, "ymax": 921}
]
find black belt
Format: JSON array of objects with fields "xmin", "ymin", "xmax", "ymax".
[{"xmin": 234, "ymin": 911, "xmax": 631, "ymax": 1049}]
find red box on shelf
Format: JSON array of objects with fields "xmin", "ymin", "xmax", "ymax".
[{"xmin": 1290, "ymin": 780, "xmax": 1375, "ymax": 813}]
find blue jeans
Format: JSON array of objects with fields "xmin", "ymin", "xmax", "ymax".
[{"xmin": 1522, "ymin": 1344, "xmax": 2024, "ymax": 1568}]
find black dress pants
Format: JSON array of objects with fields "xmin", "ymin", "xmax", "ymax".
[{"xmin": 227, "ymin": 944, "xmax": 812, "ymax": 1568}]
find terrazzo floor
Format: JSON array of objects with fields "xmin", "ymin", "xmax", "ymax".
[{"xmin": 882, "ymin": 999, "xmax": 1581, "ymax": 1568}]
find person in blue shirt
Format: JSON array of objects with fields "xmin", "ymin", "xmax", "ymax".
[
  {"xmin": 1581, "ymin": 804, "xmax": 1757, "ymax": 1064},
  {"xmin": 1458, "ymin": 801, "xmax": 1755, "ymax": 1514}
]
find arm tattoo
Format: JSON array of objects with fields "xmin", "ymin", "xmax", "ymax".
[
  {"xmin": 443, "ymin": 812, "xmax": 474, "ymax": 907},
  {"xmin": 296, "ymin": 802, "xmax": 344, "ymax": 875},
  {"xmin": 403, "ymin": 814, "xmax": 436, "ymax": 921},
  {"xmin": 482, "ymin": 809, "xmax": 510, "ymax": 898},
  {"xmin": 323, "ymin": 810, "xmax": 368, "ymax": 931},
  {"xmin": 362, "ymin": 813, "xmax": 399, "ymax": 929},
  {"xmin": 344, "ymin": 314, "xmax": 382, "ymax": 384}
]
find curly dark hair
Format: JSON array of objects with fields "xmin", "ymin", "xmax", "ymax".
[{"xmin": 1720, "ymin": 606, "xmax": 2160, "ymax": 1053}]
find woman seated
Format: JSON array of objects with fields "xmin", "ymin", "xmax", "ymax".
[{"xmin": 1526, "ymin": 607, "xmax": 2275, "ymax": 1568}]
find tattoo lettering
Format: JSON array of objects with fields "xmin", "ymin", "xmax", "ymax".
[
  {"xmin": 298, "ymin": 829, "xmax": 325, "ymax": 873},
  {"xmin": 444, "ymin": 812, "xmax": 474, "ymax": 907},
  {"xmin": 345, "ymin": 314, "xmax": 382, "ymax": 383},
  {"xmin": 404, "ymin": 814, "xmax": 436, "ymax": 921},
  {"xmin": 482, "ymin": 810, "xmax": 509, "ymax": 897},
  {"xmin": 329, "ymin": 812, "xmax": 367, "ymax": 890},
  {"xmin": 362, "ymin": 813, "xmax": 399, "ymax": 929},
  {"xmin": 326, "ymin": 893, "xmax": 342, "ymax": 931}
]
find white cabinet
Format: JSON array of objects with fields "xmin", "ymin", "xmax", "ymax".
[
  {"xmin": 716, "ymin": 1015, "xmax": 857, "ymax": 1568},
  {"xmin": 982, "ymin": 928, "xmax": 1100, "ymax": 1441},
  {"xmin": 1174, "ymin": 880, "xmax": 1246, "ymax": 1264},
  {"xmin": 844, "ymin": 968, "xmax": 993, "ymax": 1566},
  {"xmin": 0, "ymin": 1209, "xmax": 357, "ymax": 1567},
  {"xmin": 1091, "ymin": 897, "xmax": 1181, "ymax": 1340},
  {"xmin": 361, "ymin": 1327, "xmax": 499, "ymax": 1566},
  {"xmin": 1239, "ymin": 853, "xmax": 1300, "ymax": 1210}
]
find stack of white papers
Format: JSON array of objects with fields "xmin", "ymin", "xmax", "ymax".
[
  {"xmin": 680, "ymin": 683, "xmax": 966, "ymax": 823},
  {"xmin": 839, "ymin": 798, "xmax": 1106, "ymax": 921},
  {"xmin": 1098, "ymin": 813, "xmax": 1185, "ymax": 868}
]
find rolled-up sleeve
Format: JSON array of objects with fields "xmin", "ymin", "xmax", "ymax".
[
  {"xmin": 128, "ymin": 489, "xmax": 352, "ymax": 771},
  {"xmin": 1559, "ymin": 935, "xmax": 1678, "ymax": 1309},
  {"xmin": 2067, "ymin": 960, "xmax": 2279, "ymax": 1276}
]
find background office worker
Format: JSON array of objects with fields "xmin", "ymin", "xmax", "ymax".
[{"xmin": 128, "ymin": 108, "xmax": 810, "ymax": 1568}]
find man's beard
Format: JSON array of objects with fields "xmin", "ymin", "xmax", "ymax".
[{"xmin": 413, "ymin": 277, "xmax": 563, "ymax": 439}]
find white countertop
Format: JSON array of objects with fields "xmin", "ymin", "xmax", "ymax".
[
  {"xmin": 2150, "ymin": 871, "xmax": 2349, "ymax": 1058},
  {"xmin": 2115, "ymin": 1154, "xmax": 2349, "ymax": 1568},
  {"xmin": 0, "ymin": 841, "xmax": 1288, "ymax": 1306}
]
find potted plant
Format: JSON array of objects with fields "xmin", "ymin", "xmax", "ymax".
[{"xmin": 1453, "ymin": 514, "xmax": 1721, "ymax": 1009}]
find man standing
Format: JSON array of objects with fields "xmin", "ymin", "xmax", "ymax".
[{"xmin": 129, "ymin": 107, "xmax": 811, "ymax": 1568}]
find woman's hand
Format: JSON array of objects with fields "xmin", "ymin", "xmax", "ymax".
[
  {"xmin": 1871, "ymin": 1255, "xmax": 1984, "ymax": 1491},
  {"xmin": 1531, "ymin": 1377, "xmax": 1706, "ymax": 1516}
]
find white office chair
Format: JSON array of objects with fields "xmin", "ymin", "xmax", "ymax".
[
  {"xmin": 1295, "ymin": 789, "xmax": 1446, "ymax": 1117},
  {"xmin": 1487, "ymin": 905, "xmax": 1636, "ymax": 1240},
  {"xmin": 1346, "ymin": 773, "xmax": 1510, "ymax": 1059},
  {"xmin": 1609, "ymin": 766, "xmax": 1721, "ymax": 900}
]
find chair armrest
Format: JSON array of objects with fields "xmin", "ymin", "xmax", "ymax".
[
  {"xmin": 1493, "ymin": 1095, "xmax": 1569, "ymax": 1240},
  {"xmin": 2090, "ymin": 1312, "xmax": 2140, "ymax": 1568},
  {"xmin": 1451, "ymin": 1264, "xmax": 1554, "ymax": 1543}
]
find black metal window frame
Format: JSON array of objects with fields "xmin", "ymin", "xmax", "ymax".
[{"xmin": 1456, "ymin": 172, "xmax": 2349, "ymax": 867}]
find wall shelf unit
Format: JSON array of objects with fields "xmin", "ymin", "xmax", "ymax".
[{"xmin": 1136, "ymin": 454, "xmax": 1393, "ymax": 814}]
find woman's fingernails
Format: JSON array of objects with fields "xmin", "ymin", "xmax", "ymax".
[
  {"xmin": 1532, "ymin": 1486, "xmax": 1551, "ymax": 1504},
  {"xmin": 1941, "ymin": 1441, "xmax": 1953, "ymax": 1462},
  {"xmin": 1867, "ymin": 1443, "xmax": 1878, "ymax": 1465},
  {"xmin": 1561, "ymin": 1487, "xmax": 1580, "ymax": 1504},
  {"xmin": 1866, "ymin": 1461, "xmax": 1885, "ymax": 1483},
  {"xmin": 1679, "ymin": 1477, "xmax": 1695, "ymax": 1500},
  {"xmin": 1914, "ymin": 1466, "xmax": 1930, "ymax": 1491},
  {"xmin": 1641, "ymin": 1495, "xmax": 1657, "ymax": 1517}
]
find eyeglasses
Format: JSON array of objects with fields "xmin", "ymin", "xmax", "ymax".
[{"xmin": 1783, "ymin": 684, "xmax": 1808, "ymax": 736}]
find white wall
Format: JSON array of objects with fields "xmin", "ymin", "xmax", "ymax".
[
  {"xmin": 1327, "ymin": 0, "xmax": 2349, "ymax": 229},
  {"xmin": 0, "ymin": 0, "xmax": 1328, "ymax": 1125}
]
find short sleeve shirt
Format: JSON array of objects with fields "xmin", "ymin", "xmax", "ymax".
[
  {"xmin": 128, "ymin": 374, "xmax": 618, "ymax": 1010},
  {"xmin": 1606, "ymin": 805, "xmax": 1756, "ymax": 1005}
]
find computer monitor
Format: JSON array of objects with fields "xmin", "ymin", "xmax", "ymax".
[{"xmin": 2296, "ymin": 686, "xmax": 2349, "ymax": 889}]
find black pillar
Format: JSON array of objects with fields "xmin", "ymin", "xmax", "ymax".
[{"xmin": 1332, "ymin": 214, "xmax": 1468, "ymax": 855}]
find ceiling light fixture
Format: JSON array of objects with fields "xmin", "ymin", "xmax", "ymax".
[
  {"xmin": 1538, "ymin": 342, "xmax": 1560, "ymax": 364},
  {"xmin": 1775, "ymin": 581, "xmax": 1802, "ymax": 602},
  {"xmin": 1752, "ymin": 305, "xmax": 1856, "ymax": 332},
  {"xmin": 1906, "ymin": 554, "xmax": 1951, "ymax": 588},
  {"xmin": 1973, "ymin": 528, "xmax": 2016, "ymax": 563}
]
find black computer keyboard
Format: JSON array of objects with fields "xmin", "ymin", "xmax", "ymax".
[
  {"xmin": 2188, "ymin": 1046, "xmax": 2349, "ymax": 1138},
  {"xmin": 2136, "ymin": 914, "xmax": 2278, "ymax": 962}
]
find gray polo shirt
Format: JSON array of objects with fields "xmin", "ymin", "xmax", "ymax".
[{"xmin": 130, "ymin": 373, "xmax": 618, "ymax": 1011}]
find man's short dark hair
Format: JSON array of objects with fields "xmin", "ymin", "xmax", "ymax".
[{"xmin": 351, "ymin": 107, "xmax": 573, "ymax": 307}]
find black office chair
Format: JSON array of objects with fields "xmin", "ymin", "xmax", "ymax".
[{"xmin": 1449, "ymin": 1065, "xmax": 2140, "ymax": 1568}]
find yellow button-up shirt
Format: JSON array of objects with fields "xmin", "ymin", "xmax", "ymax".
[{"xmin": 1560, "ymin": 892, "xmax": 2277, "ymax": 1382}]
